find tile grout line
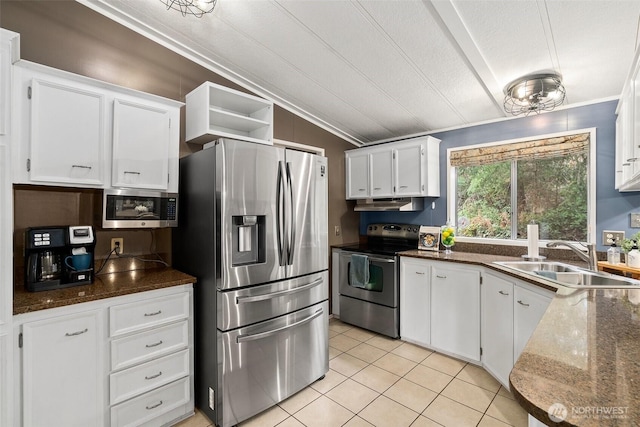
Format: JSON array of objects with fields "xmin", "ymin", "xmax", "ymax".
[{"xmin": 330, "ymin": 324, "xmax": 518, "ymax": 427}]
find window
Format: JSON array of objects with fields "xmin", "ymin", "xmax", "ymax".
[{"xmin": 448, "ymin": 130, "xmax": 594, "ymax": 243}]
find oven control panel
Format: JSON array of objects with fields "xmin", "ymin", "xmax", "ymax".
[{"xmin": 367, "ymin": 223, "xmax": 420, "ymax": 239}]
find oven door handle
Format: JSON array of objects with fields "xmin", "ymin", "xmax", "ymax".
[
  {"xmin": 236, "ymin": 308, "xmax": 323, "ymax": 343},
  {"xmin": 236, "ymin": 277, "xmax": 324, "ymax": 304},
  {"xmin": 360, "ymin": 256, "xmax": 395, "ymax": 263}
]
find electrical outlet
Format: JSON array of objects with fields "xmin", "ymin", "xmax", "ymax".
[
  {"xmin": 602, "ymin": 231, "xmax": 625, "ymax": 246},
  {"xmin": 334, "ymin": 226, "xmax": 341, "ymax": 236},
  {"xmin": 111, "ymin": 237, "xmax": 124, "ymax": 255}
]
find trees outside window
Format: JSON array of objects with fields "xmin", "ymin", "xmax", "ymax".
[{"xmin": 452, "ymin": 132, "xmax": 589, "ymax": 243}]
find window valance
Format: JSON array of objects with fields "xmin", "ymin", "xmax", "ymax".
[{"xmin": 449, "ymin": 132, "xmax": 590, "ymax": 167}]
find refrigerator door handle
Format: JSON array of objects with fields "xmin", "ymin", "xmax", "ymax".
[
  {"xmin": 236, "ymin": 308, "xmax": 323, "ymax": 343},
  {"xmin": 235, "ymin": 277, "xmax": 324, "ymax": 304},
  {"xmin": 276, "ymin": 161, "xmax": 286, "ymax": 266},
  {"xmin": 286, "ymin": 162, "xmax": 296, "ymax": 266}
]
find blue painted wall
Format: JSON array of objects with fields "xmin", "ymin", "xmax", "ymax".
[{"xmin": 361, "ymin": 100, "xmax": 640, "ymax": 250}]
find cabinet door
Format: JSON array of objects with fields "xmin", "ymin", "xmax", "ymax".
[
  {"xmin": 430, "ymin": 264, "xmax": 480, "ymax": 361},
  {"xmin": 481, "ymin": 272, "xmax": 514, "ymax": 387},
  {"xmin": 400, "ymin": 258, "xmax": 430, "ymax": 346},
  {"xmin": 22, "ymin": 310, "xmax": 103, "ymax": 427},
  {"xmin": 370, "ymin": 149, "xmax": 393, "ymax": 197},
  {"xmin": 514, "ymin": 285, "xmax": 551, "ymax": 361},
  {"xmin": 395, "ymin": 142, "xmax": 424, "ymax": 196},
  {"xmin": 345, "ymin": 151, "xmax": 370, "ymax": 199},
  {"xmin": 112, "ymin": 99, "xmax": 170, "ymax": 190},
  {"xmin": 29, "ymin": 79, "xmax": 105, "ymax": 186}
]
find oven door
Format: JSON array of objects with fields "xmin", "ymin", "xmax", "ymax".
[{"xmin": 338, "ymin": 251, "xmax": 397, "ymax": 307}]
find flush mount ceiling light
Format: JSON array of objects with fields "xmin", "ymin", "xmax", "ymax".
[
  {"xmin": 503, "ymin": 72, "xmax": 566, "ymax": 116},
  {"xmin": 159, "ymin": 0, "xmax": 217, "ymax": 18}
]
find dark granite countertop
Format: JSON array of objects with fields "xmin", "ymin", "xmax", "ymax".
[
  {"xmin": 509, "ymin": 286, "xmax": 640, "ymax": 426},
  {"xmin": 14, "ymin": 268, "xmax": 196, "ymax": 315}
]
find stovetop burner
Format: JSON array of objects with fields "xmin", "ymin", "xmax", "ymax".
[{"xmin": 341, "ymin": 223, "xmax": 421, "ymax": 255}]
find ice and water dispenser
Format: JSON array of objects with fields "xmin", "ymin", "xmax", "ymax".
[{"xmin": 232, "ymin": 215, "xmax": 266, "ymax": 266}]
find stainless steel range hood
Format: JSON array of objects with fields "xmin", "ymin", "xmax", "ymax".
[{"xmin": 354, "ymin": 198, "xmax": 424, "ymax": 212}]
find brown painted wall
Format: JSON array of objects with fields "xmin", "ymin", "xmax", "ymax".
[{"xmin": 1, "ymin": 1, "xmax": 359, "ymax": 263}]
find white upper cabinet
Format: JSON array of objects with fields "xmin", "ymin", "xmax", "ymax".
[
  {"xmin": 12, "ymin": 61, "xmax": 182, "ymax": 191},
  {"xmin": 370, "ymin": 148, "xmax": 394, "ymax": 197},
  {"xmin": 616, "ymin": 43, "xmax": 640, "ymax": 191},
  {"xmin": 185, "ymin": 81, "xmax": 273, "ymax": 146},
  {"xmin": 29, "ymin": 79, "xmax": 106, "ymax": 186},
  {"xmin": 345, "ymin": 136, "xmax": 440, "ymax": 200},
  {"xmin": 345, "ymin": 150, "xmax": 370, "ymax": 199},
  {"xmin": 112, "ymin": 99, "xmax": 175, "ymax": 191}
]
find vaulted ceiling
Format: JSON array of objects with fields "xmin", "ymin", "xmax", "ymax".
[{"xmin": 80, "ymin": 0, "xmax": 640, "ymax": 146}]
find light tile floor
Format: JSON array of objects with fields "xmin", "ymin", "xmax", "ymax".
[{"xmin": 176, "ymin": 318, "xmax": 528, "ymax": 427}]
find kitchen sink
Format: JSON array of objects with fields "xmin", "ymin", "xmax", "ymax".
[
  {"xmin": 494, "ymin": 261, "xmax": 640, "ymax": 289},
  {"xmin": 494, "ymin": 261, "xmax": 580, "ymax": 273}
]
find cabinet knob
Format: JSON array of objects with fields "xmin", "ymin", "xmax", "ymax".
[
  {"xmin": 498, "ymin": 290, "xmax": 509, "ymax": 296},
  {"xmin": 517, "ymin": 300, "xmax": 530, "ymax": 307},
  {"xmin": 435, "ymin": 275, "xmax": 447, "ymax": 279},
  {"xmin": 145, "ymin": 340, "xmax": 164, "ymax": 348},
  {"xmin": 71, "ymin": 165, "xmax": 92, "ymax": 170},
  {"xmin": 415, "ymin": 271, "xmax": 425, "ymax": 275},
  {"xmin": 124, "ymin": 171, "xmax": 141, "ymax": 175}
]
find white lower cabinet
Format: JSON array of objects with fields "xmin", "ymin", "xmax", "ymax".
[
  {"xmin": 14, "ymin": 285, "xmax": 193, "ymax": 427},
  {"xmin": 22, "ymin": 309, "xmax": 104, "ymax": 427},
  {"xmin": 398, "ymin": 257, "xmax": 555, "ymax": 390},
  {"xmin": 430, "ymin": 263, "xmax": 481, "ymax": 362},
  {"xmin": 481, "ymin": 271, "xmax": 553, "ymax": 389},
  {"xmin": 481, "ymin": 272, "xmax": 515, "ymax": 387},
  {"xmin": 399, "ymin": 257, "xmax": 431, "ymax": 347},
  {"xmin": 514, "ymin": 284, "xmax": 552, "ymax": 362}
]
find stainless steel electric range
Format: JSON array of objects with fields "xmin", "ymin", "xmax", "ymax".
[{"xmin": 338, "ymin": 223, "xmax": 420, "ymax": 338}]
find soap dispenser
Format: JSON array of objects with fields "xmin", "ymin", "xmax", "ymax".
[
  {"xmin": 628, "ymin": 241, "xmax": 640, "ymax": 268},
  {"xmin": 607, "ymin": 242, "xmax": 620, "ymax": 265}
]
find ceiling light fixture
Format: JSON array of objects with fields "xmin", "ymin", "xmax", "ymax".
[
  {"xmin": 159, "ymin": 0, "xmax": 217, "ymax": 18},
  {"xmin": 503, "ymin": 72, "xmax": 566, "ymax": 116}
]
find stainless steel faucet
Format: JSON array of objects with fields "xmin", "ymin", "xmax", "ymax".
[{"xmin": 546, "ymin": 241, "xmax": 598, "ymax": 271}]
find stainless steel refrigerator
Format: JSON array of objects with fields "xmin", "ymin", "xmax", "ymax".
[{"xmin": 173, "ymin": 139, "xmax": 329, "ymax": 427}]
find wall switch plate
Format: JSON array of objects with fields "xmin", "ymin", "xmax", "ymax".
[
  {"xmin": 334, "ymin": 226, "xmax": 341, "ymax": 236},
  {"xmin": 631, "ymin": 213, "xmax": 640, "ymax": 228},
  {"xmin": 602, "ymin": 230, "xmax": 625, "ymax": 246}
]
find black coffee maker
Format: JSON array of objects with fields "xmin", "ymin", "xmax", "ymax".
[{"xmin": 25, "ymin": 226, "xmax": 96, "ymax": 292}]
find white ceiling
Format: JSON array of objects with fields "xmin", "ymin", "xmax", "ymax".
[{"xmin": 80, "ymin": 0, "xmax": 640, "ymax": 146}]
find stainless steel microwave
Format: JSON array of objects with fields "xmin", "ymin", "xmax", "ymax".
[{"xmin": 103, "ymin": 189, "xmax": 178, "ymax": 229}]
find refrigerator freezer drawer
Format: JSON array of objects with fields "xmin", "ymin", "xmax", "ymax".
[
  {"xmin": 217, "ymin": 271, "xmax": 328, "ymax": 330},
  {"xmin": 217, "ymin": 301, "xmax": 328, "ymax": 427}
]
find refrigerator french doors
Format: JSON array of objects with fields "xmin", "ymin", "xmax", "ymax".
[
  {"xmin": 174, "ymin": 138, "xmax": 328, "ymax": 427},
  {"xmin": 217, "ymin": 141, "xmax": 328, "ymax": 290}
]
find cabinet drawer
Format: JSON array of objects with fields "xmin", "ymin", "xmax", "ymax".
[
  {"xmin": 110, "ymin": 292, "xmax": 189, "ymax": 337},
  {"xmin": 111, "ymin": 321, "xmax": 188, "ymax": 371},
  {"xmin": 110, "ymin": 349, "xmax": 190, "ymax": 405},
  {"xmin": 110, "ymin": 377, "xmax": 190, "ymax": 427}
]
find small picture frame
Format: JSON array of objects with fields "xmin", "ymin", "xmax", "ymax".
[{"xmin": 418, "ymin": 226, "xmax": 440, "ymax": 251}]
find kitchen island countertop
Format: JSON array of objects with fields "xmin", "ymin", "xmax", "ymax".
[
  {"xmin": 398, "ymin": 249, "xmax": 640, "ymax": 426},
  {"xmin": 14, "ymin": 267, "xmax": 196, "ymax": 315}
]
